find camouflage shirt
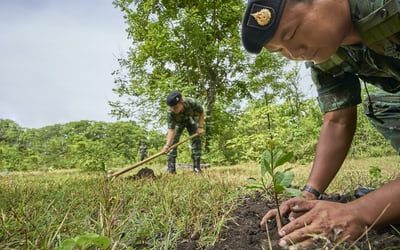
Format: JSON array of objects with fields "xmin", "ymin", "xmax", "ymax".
[
  {"xmin": 167, "ymin": 98, "xmax": 204, "ymax": 129},
  {"xmin": 309, "ymin": 0, "xmax": 400, "ymax": 113}
]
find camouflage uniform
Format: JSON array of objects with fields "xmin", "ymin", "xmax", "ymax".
[
  {"xmin": 139, "ymin": 143, "xmax": 148, "ymax": 161},
  {"xmin": 167, "ymin": 98, "xmax": 204, "ymax": 161},
  {"xmin": 308, "ymin": 0, "xmax": 400, "ymax": 153}
]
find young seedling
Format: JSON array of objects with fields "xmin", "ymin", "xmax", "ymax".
[{"xmin": 248, "ymin": 146, "xmax": 301, "ymax": 227}]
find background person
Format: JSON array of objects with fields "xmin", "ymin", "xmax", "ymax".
[{"xmin": 162, "ymin": 91, "xmax": 205, "ymax": 174}]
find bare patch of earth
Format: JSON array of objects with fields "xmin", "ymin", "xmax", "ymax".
[{"xmin": 177, "ymin": 191, "xmax": 400, "ymax": 250}]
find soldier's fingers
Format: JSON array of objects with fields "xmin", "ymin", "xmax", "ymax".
[
  {"xmin": 279, "ymin": 215, "xmax": 313, "ymax": 237},
  {"xmin": 288, "ymin": 211, "xmax": 305, "ymax": 221},
  {"xmin": 279, "ymin": 224, "xmax": 318, "ymax": 247},
  {"xmin": 260, "ymin": 209, "xmax": 278, "ymax": 226}
]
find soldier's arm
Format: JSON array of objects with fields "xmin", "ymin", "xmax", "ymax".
[
  {"xmin": 165, "ymin": 128, "xmax": 176, "ymax": 147},
  {"xmin": 198, "ymin": 111, "xmax": 205, "ymax": 129},
  {"xmin": 305, "ymin": 105, "xmax": 357, "ymax": 198}
]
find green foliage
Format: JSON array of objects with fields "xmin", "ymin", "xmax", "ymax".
[
  {"xmin": 227, "ymin": 99, "xmax": 321, "ymax": 164},
  {"xmin": 110, "ymin": 0, "xmax": 287, "ymax": 154},
  {"xmin": 259, "ymin": 148, "xmax": 301, "ymax": 197},
  {"xmin": 369, "ymin": 166, "xmax": 382, "ymax": 179},
  {"xmin": 57, "ymin": 233, "xmax": 110, "ymax": 250},
  {"xmin": 0, "ymin": 119, "xmax": 164, "ymax": 171},
  {"xmin": 247, "ymin": 146, "xmax": 301, "ymax": 226}
]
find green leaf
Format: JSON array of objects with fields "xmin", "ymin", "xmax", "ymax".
[
  {"xmin": 274, "ymin": 183, "xmax": 285, "ymax": 194},
  {"xmin": 279, "ymin": 171, "xmax": 294, "ymax": 187},
  {"xmin": 246, "ymin": 185, "xmax": 264, "ymax": 190},
  {"xmin": 75, "ymin": 233, "xmax": 110, "ymax": 249},
  {"xmin": 284, "ymin": 187, "xmax": 302, "ymax": 197},
  {"xmin": 56, "ymin": 239, "xmax": 76, "ymax": 250},
  {"xmin": 274, "ymin": 150, "xmax": 293, "ymax": 168},
  {"xmin": 260, "ymin": 150, "xmax": 272, "ymax": 176}
]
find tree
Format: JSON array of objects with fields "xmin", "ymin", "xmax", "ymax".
[{"xmin": 110, "ymin": 0, "xmax": 287, "ymax": 150}]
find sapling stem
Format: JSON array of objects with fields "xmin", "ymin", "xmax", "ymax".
[{"xmin": 273, "ymin": 182, "xmax": 284, "ymax": 227}]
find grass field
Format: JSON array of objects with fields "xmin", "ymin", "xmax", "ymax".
[{"xmin": 1, "ymin": 156, "xmax": 399, "ymax": 249}]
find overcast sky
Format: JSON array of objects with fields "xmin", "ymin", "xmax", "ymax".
[{"xmin": 0, "ymin": 0, "xmax": 130, "ymax": 128}]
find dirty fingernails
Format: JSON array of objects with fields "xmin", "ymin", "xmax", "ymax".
[
  {"xmin": 279, "ymin": 239, "xmax": 287, "ymax": 247},
  {"xmin": 279, "ymin": 230, "xmax": 286, "ymax": 236}
]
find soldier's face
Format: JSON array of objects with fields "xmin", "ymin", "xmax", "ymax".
[
  {"xmin": 264, "ymin": 1, "xmax": 351, "ymax": 63},
  {"xmin": 170, "ymin": 102, "xmax": 184, "ymax": 114}
]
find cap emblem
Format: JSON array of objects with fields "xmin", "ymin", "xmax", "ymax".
[{"xmin": 251, "ymin": 8, "xmax": 272, "ymax": 26}]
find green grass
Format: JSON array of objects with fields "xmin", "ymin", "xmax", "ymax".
[{"xmin": 0, "ymin": 156, "xmax": 399, "ymax": 249}]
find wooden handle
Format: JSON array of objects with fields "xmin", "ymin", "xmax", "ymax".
[{"xmin": 110, "ymin": 133, "xmax": 199, "ymax": 179}]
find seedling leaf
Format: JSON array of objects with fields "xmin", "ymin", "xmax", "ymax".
[
  {"xmin": 261, "ymin": 150, "xmax": 273, "ymax": 176},
  {"xmin": 274, "ymin": 151, "xmax": 293, "ymax": 168}
]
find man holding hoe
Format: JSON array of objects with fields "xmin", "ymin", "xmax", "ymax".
[
  {"xmin": 162, "ymin": 91, "xmax": 205, "ymax": 174},
  {"xmin": 241, "ymin": 0, "xmax": 400, "ymax": 247}
]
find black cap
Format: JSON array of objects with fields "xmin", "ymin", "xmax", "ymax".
[
  {"xmin": 241, "ymin": 0, "xmax": 287, "ymax": 54},
  {"xmin": 166, "ymin": 91, "xmax": 182, "ymax": 106}
]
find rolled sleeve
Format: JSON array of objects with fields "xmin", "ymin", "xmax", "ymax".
[
  {"xmin": 311, "ymin": 66, "xmax": 362, "ymax": 113},
  {"xmin": 167, "ymin": 112, "xmax": 176, "ymax": 129}
]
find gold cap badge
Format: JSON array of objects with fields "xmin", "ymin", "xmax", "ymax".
[{"xmin": 250, "ymin": 9, "xmax": 272, "ymax": 26}]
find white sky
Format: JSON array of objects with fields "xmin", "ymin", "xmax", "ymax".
[{"xmin": 0, "ymin": 0, "xmax": 130, "ymax": 128}]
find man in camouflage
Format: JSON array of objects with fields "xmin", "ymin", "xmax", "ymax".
[
  {"xmin": 162, "ymin": 91, "xmax": 205, "ymax": 173},
  {"xmin": 139, "ymin": 141, "xmax": 148, "ymax": 161},
  {"xmin": 242, "ymin": 0, "xmax": 400, "ymax": 247}
]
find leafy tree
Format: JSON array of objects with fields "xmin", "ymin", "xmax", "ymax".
[{"xmin": 111, "ymin": 0, "xmax": 287, "ymax": 151}]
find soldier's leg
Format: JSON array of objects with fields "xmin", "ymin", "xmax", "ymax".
[
  {"xmin": 167, "ymin": 126, "xmax": 184, "ymax": 173},
  {"xmin": 187, "ymin": 123, "xmax": 202, "ymax": 172},
  {"xmin": 364, "ymin": 91, "xmax": 400, "ymax": 154}
]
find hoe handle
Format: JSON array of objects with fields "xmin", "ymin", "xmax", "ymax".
[{"xmin": 110, "ymin": 133, "xmax": 199, "ymax": 179}]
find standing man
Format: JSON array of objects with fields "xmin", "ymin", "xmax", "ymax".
[
  {"xmin": 162, "ymin": 91, "xmax": 205, "ymax": 173},
  {"xmin": 139, "ymin": 141, "xmax": 148, "ymax": 161},
  {"xmin": 241, "ymin": 0, "xmax": 400, "ymax": 247}
]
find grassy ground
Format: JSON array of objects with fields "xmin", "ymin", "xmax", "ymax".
[{"xmin": 0, "ymin": 156, "xmax": 399, "ymax": 249}]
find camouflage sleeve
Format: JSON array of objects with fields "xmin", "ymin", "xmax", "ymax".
[
  {"xmin": 188, "ymin": 98, "xmax": 204, "ymax": 114},
  {"xmin": 167, "ymin": 112, "xmax": 176, "ymax": 129},
  {"xmin": 310, "ymin": 66, "xmax": 362, "ymax": 113}
]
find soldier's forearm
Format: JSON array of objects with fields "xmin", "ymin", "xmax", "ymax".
[
  {"xmin": 166, "ymin": 129, "xmax": 176, "ymax": 146},
  {"xmin": 307, "ymin": 106, "xmax": 357, "ymax": 194},
  {"xmin": 350, "ymin": 178, "xmax": 400, "ymax": 227},
  {"xmin": 198, "ymin": 112, "xmax": 205, "ymax": 128}
]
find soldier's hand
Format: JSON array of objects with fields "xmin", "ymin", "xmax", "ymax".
[
  {"xmin": 162, "ymin": 144, "xmax": 170, "ymax": 153},
  {"xmin": 260, "ymin": 192, "xmax": 317, "ymax": 228},
  {"xmin": 196, "ymin": 127, "xmax": 204, "ymax": 136}
]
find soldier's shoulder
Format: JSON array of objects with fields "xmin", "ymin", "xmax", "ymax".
[{"xmin": 185, "ymin": 97, "xmax": 199, "ymax": 105}]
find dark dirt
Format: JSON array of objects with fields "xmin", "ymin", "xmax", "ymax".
[
  {"xmin": 176, "ymin": 191, "xmax": 400, "ymax": 250},
  {"xmin": 126, "ymin": 167, "xmax": 156, "ymax": 180}
]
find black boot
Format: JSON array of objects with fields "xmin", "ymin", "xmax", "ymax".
[
  {"xmin": 193, "ymin": 157, "xmax": 201, "ymax": 173},
  {"xmin": 167, "ymin": 158, "xmax": 176, "ymax": 174}
]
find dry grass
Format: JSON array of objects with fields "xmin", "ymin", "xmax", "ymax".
[{"xmin": 0, "ymin": 156, "xmax": 398, "ymax": 249}]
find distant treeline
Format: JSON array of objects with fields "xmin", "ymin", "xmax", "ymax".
[
  {"xmin": 0, "ymin": 120, "xmax": 164, "ymax": 171},
  {"xmin": 0, "ymin": 99, "xmax": 395, "ymax": 171}
]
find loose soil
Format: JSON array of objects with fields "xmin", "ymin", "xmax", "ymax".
[
  {"xmin": 176, "ymin": 191, "xmax": 400, "ymax": 250},
  {"xmin": 126, "ymin": 167, "xmax": 156, "ymax": 180}
]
